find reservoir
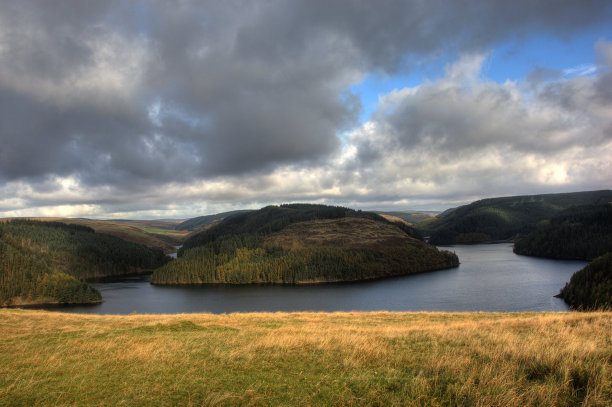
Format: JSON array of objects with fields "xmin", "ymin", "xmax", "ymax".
[{"xmin": 48, "ymin": 243, "xmax": 586, "ymax": 314}]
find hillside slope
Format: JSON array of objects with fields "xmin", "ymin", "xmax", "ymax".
[
  {"xmin": 175, "ymin": 210, "xmax": 252, "ymax": 231},
  {"xmin": 513, "ymin": 204, "xmax": 612, "ymax": 260},
  {"xmin": 558, "ymin": 253, "xmax": 612, "ymax": 310},
  {"xmin": 375, "ymin": 210, "xmax": 438, "ymax": 224},
  {"xmin": 151, "ymin": 204, "xmax": 458, "ymax": 284},
  {"xmin": 0, "ymin": 232, "xmax": 101, "ymax": 306},
  {"xmin": 1, "ymin": 217, "xmax": 189, "ymax": 253},
  {"xmin": 0, "ymin": 220, "xmax": 169, "ymax": 306},
  {"xmin": 415, "ymin": 190, "xmax": 612, "ymax": 245}
]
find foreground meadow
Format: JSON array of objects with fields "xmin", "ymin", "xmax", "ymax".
[{"xmin": 0, "ymin": 310, "xmax": 610, "ymax": 406}]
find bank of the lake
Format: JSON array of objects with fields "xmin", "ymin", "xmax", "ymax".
[
  {"xmin": 42, "ymin": 244, "xmax": 586, "ymax": 314},
  {"xmin": 1, "ymin": 309, "xmax": 610, "ymax": 406}
]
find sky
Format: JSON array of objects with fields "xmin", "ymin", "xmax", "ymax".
[{"xmin": 1, "ymin": 0, "xmax": 612, "ymax": 219}]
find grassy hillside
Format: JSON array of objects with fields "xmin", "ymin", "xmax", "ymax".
[
  {"xmin": 175, "ymin": 210, "xmax": 252, "ymax": 231},
  {"xmin": 513, "ymin": 204, "xmax": 612, "ymax": 260},
  {"xmin": 179, "ymin": 204, "xmax": 384, "ymax": 251},
  {"xmin": 0, "ymin": 220, "xmax": 169, "ymax": 306},
  {"xmin": 1, "ymin": 217, "xmax": 189, "ymax": 253},
  {"xmin": 263, "ymin": 217, "xmax": 417, "ymax": 249},
  {"xmin": 0, "ymin": 309, "xmax": 610, "ymax": 406},
  {"xmin": 558, "ymin": 253, "xmax": 612, "ymax": 310},
  {"xmin": 415, "ymin": 190, "xmax": 612, "ymax": 245},
  {"xmin": 151, "ymin": 205, "xmax": 458, "ymax": 284},
  {"xmin": 376, "ymin": 210, "xmax": 439, "ymax": 224}
]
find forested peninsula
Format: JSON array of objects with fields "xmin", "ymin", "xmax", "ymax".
[
  {"xmin": 151, "ymin": 204, "xmax": 459, "ymax": 284},
  {"xmin": 0, "ymin": 220, "xmax": 168, "ymax": 306},
  {"xmin": 558, "ymin": 253, "xmax": 612, "ymax": 310}
]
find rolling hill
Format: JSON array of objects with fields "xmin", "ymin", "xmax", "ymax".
[
  {"xmin": 151, "ymin": 204, "xmax": 458, "ymax": 284},
  {"xmin": 175, "ymin": 210, "xmax": 253, "ymax": 231},
  {"xmin": 375, "ymin": 210, "xmax": 439, "ymax": 225},
  {"xmin": 415, "ymin": 190, "xmax": 612, "ymax": 245},
  {"xmin": 513, "ymin": 204, "xmax": 612, "ymax": 260},
  {"xmin": 0, "ymin": 217, "xmax": 190, "ymax": 253},
  {"xmin": 0, "ymin": 220, "xmax": 169, "ymax": 306}
]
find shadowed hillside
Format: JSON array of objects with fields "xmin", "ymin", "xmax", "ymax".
[
  {"xmin": 513, "ymin": 204, "xmax": 612, "ymax": 260},
  {"xmin": 508, "ymin": 204, "xmax": 612, "ymax": 310},
  {"xmin": 558, "ymin": 253, "xmax": 612, "ymax": 310},
  {"xmin": 415, "ymin": 190, "xmax": 612, "ymax": 245},
  {"xmin": 175, "ymin": 210, "xmax": 253, "ymax": 231}
]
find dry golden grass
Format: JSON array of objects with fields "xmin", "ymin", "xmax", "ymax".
[
  {"xmin": 379, "ymin": 214, "xmax": 412, "ymax": 225},
  {"xmin": 264, "ymin": 217, "xmax": 418, "ymax": 250},
  {"xmin": 1, "ymin": 310, "xmax": 610, "ymax": 406}
]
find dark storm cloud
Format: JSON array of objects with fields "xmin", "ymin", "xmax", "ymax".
[{"xmin": 1, "ymin": 0, "xmax": 611, "ymax": 215}]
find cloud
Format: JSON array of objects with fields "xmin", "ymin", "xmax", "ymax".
[
  {"xmin": 0, "ymin": 1, "xmax": 611, "ymax": 217},
  {"xmin": 345, "ymin": 47, "xmax": 612, "ymax": 204},
  {"xmin": 563, "ymin": 64, "xmax": 598, "ymax": 77}
]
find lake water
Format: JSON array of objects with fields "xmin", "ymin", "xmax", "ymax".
[{"xmin": 46, "ymin": 243, "xmax": 586, "ymax": 314}]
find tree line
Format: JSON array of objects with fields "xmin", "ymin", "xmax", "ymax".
[
  {"xmin": 558, "ymin": 253, "xmax": 611, "ymax": 310},
  {"xmin": 513, "ymin": 204, "xmax": 612, "ymax": 260},
  {"xmin": 510, "ymin": 204, "xmax": 612, "ymax": 310},
  {"xmin": 152, "ymin": 244, "xmax": 458, "ymax": 285}
]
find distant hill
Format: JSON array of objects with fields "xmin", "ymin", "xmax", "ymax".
[
  {"xmin": 0, "ymin": 220, "xmax": 169, "ymax": 306},
  {"xmin": 1, "ymin": 217, "xmax": 190, "ymax": 253},
  {"xmin": 513, "ymin": 204, "xmax": 612, "ymax": 260},
  {"xmin": 375, "ymin": 211, "xmax": 439, "ymax": 225},
  {"xmin": 175, "ymin": 210, "xmax": 253, "ymax": 231},
  {"xmin": 558, "ymin": 252, "xmax": 612, "ymax": 310},
  {"xmin": 151, "ymin": 204, "xmax": 458, "ymax": 284},
  {"xmin": 414, "ymin": 190, "xmax": 612, "ymax": 245}
]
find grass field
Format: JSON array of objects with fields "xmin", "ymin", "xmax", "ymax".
[{"xmin": 0, "ymin": 310, "xmax": 610, "ymax": 406}]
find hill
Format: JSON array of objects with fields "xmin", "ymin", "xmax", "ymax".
[
  {"xmin": 415, "ymin": 190, "xmax": 612, "ymax": 245},
  {"xmin": 558, "ymin": 253, "xmax": 612, "ymax": 310},
  {"xmin": 175, "ymin": 210, "xmax": 252, "ymax": 231},
  {"xmin": 375, "ymin": 210, "xmax": 439, "ymax": 224},
  {"xmin": 0, "ymin": 217, "xmax": 189, "ymax": 253},
  {"xmin": 1, "ymin": 309, "xmax": 610, "ymax": 406},
  {"xmin": 511, "ymin": 204, "xmax": 612, "ymax": 310},
  {"xmin": 151, "ymin": 204, "xmax": 458, "ymax": 284},
  {"xmin": 0, "ymin": 220, "xmax": 169, "ymax": 306},
  {"xmin": 513, "ymin": 204, "xmax": 612, "ymax": 260}
]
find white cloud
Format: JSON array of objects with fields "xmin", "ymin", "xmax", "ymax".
[
  {"xmin": 343, "ymin": 45, "xmax": 612, "ymax": 205},
  {"xmin": 563, "ymin": 64, "xmax": 598, "ymax": 77}
]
